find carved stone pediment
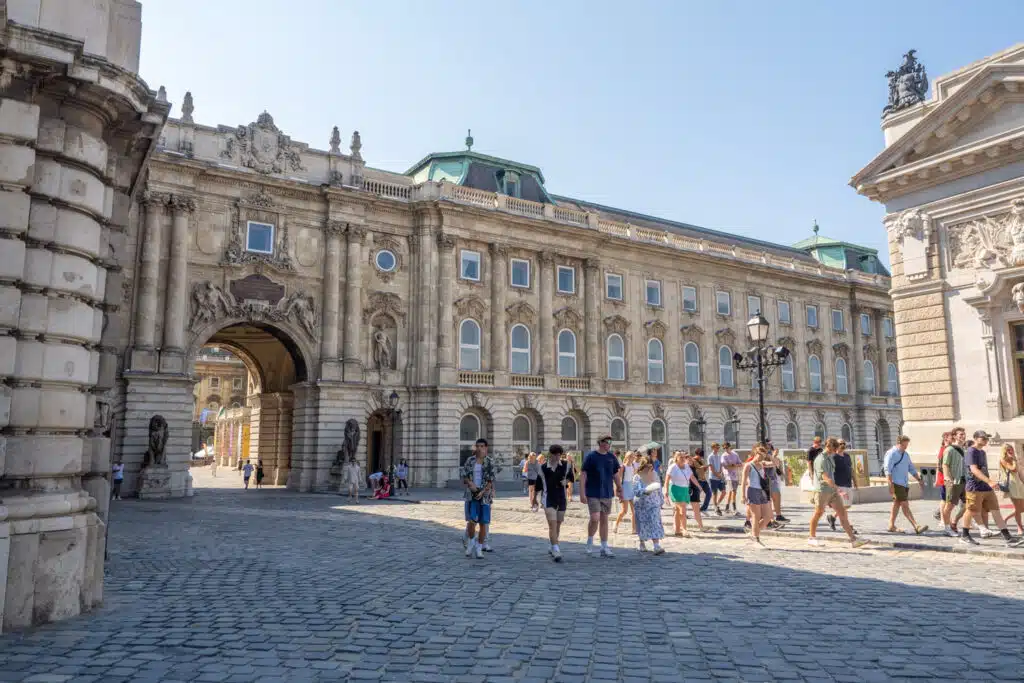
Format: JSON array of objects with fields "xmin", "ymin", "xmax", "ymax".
[
  {"xmin": 832, "ymin": 341, "xmax": 850, "ymax": 359},
  {"xmin": 644, "ymin": 319, "xmax": 667, "ymax": 340},
  {"xmin": 862, "ymin": 343, "xmax": 879, "ymax": 361},
  {"xmin": 222, "ymin": 200, "xmax": 295, "ymax": 272},
  {"xmin": 222, "ymin": 111, "xmax": 306, "ymax": 175},
  {"xmin": 806, "ymin": 338, "xmax": 824, "ymax": 356},
  {"xmin": 787, "ymin": 407, "xmax": 798, "ymax": 423},
  {"xmin": 777, "ymin": 336, "xmax": 796, "ymax": 351},
  {"xmin": 814, "ymin": 409, "xmax": 827, "ymax": 426},
  {"xmin": 454, "ymin": 295, "xmax": 487, "ymax": 321},
  {"xmin": 363, "ymin": 291, "xmax": 407, "ymax": 327},
  {"xmin": 841, "ymin": 410, "xmax": 853, "ymax": 425},
  {"xmin": 652, "ymin": 402, "xmax": 666, "ymax": 419},
  {"xmin": 554, "ymin": 306, "xmax": 583, "ymax": 331},
  {"xmin": 715, "ymin": 327, "xmax": 737, "ymax": 346},
  {"xmin": 189, "ymin": 281, "xmax": 318, "ymax": 340},
  {"xmin": 680, "ymin": 324, "xmax": 705, "ymax": 344},
  {"xmin": 610, "ymin": 399, "xmax": 627, "ymax": 418},
  {"xmin": 506, "ymin": 300, "xmax": 536, "ymax": 326},
  {"xmin": 949, "ymin": 198, "xmax": 1024, "ymax": 271},
  {"xmin": 886, "ymin": 344, "xmax": 898, "ymax": 362},
  {"xmin": 603, "ymin": 314, "xmax": 631, "ymax": 335}
]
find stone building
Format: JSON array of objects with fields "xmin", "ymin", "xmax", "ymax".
[
  {"xmin": 853, "ymin": 45, "xmax": 1024, "ymax": 453},
  {"xmin": 193, "ymin": 347, "xmax": 250, "ymax": 419}
]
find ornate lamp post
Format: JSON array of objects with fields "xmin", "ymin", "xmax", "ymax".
[
  {"xmin": 733, "ymin": 313, "xmax": 790, "ymax": 446},
  {"xmin": 695, "ymin": 415, "xmax": 707, "ymax": 455},
  {"xmin": 387, "ymin": 390, "xmax": 401, "ymax": 476}
]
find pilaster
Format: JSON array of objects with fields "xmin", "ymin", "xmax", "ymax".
[
  {"xmin": 159, "ymin": 194, "xmax": 195, "ymax": 374},
  {"xmin": 437, "ymin": 231, "xmax": 457, "ymax": 382},
  {"xmin": 490, "ymin": 242, "xmax": 508, "ymax": 372},
  {"xmin": 342, "ymin": 224, "xmax": 366, "ymax": 381},
  {"xmin": 539, "ymin": 252, "xmax": 554, "ymax": 375},
  {"xmin": 320, "ymin": 221, "xmax": 345, "ymax": 380},
  {"xmin": 584, "ymin": 258, "xmax": 600, "ymax": 377}
]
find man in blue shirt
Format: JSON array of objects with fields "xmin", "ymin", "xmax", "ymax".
[
  {"xmin": 960, "ymin": 430, "xmax": 1024, "ymax": 547},
  {"xmin": 883, "ymin": 436, "xmax": 927, "ymax": 534},
  {"xmin": 579, "ymin": 435, "xmax": 623, "ymax": 557}
]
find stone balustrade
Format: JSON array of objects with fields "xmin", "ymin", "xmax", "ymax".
[
  {"xmin": 457, "ymin": 371, "xmax": 495, "ymax": 386},
  {"xmin": 510, "ymin": 374, "xmax": 545, "ymax": 388}
]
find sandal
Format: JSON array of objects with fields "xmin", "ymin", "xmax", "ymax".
[
  {"xmin": 887, "ymin": 527, "xmax": 905, "ymax": 533},
  {"xmin": 914, "ymin": 525, "xmax": 929, "ymax": 535}
]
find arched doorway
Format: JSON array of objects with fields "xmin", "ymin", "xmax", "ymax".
[
  {"xmin": 366, "ymin": 408, "xmax": 403, "ymax": 478},
  {"xmin": 875, "ymin": 418, "xmax": 891, "ymax": 465}
]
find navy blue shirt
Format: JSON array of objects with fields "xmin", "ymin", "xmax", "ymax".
[
  {"xmin": 582, "ymin": 450, "xmax": 620, "ymax": 499},
  {"xmin": 832, "ymin": 453, "xmax": 854, "ymax": 488},
  {"xmin": 965, "ymin": 447, "xmax": 991, "ymax": 492}
]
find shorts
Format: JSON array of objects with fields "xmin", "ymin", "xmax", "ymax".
[
  {"xmin": 710, "ymin": 479, "xmax": 726, "ymax": 493},
  {"xmin": 587, "ymin": 497, "xmax": 613, "ymax": 514},
  {"xmin": 892, "ymin": 484, "xmax": 909, "ymax": 502},
  {"xmin": 669, "ymin": 484, "xmax": 691, "ymax": 504},
  {"xmin": 967, "ymin": 490, "xmax": 1000, "ymax": 514},
  {"xmin": 746, "ymin": 487, "xmax": 770, "ymax": 506},
  {"xmin": 945, "ymin": 482, "xmax": 965, "ymax": 504},
  {"xmin": 815, "ymin": 489, "xmax": 842, "ymax": 509},
  {"xmin": 464, "ymin": 500, "xmax": 492, "ymax": 525},
  {"xmin": 726, "ymin": 478, "xmax": 740, "ymax": 492},
  {"xmin": 528, "ymin": 478, "xmax": 537, "ymax": 487},
  {"xmin": 688, "ymin": 483, "xmax": 701, "ymax": 504},
  {"xmin": 544, "ymin": 507, "xmax": 566, "ymax": 522}
]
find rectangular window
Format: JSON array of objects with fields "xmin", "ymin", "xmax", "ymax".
[
  {"xmin": 682, "ymin": 286, "xmax": 698, "ymax": 312},
  {"xmin": 245, "ymin": 221, "xmax": 274, "ymax": 254},
  {"xmin": 209, "ymin": 377, "xmax": 220, "ymax": 389},
  {"xmin": 883, "ymin": 316, "xmax": 894, "ymax": 338},
  {"xmin": 605, "ymin": 273, "xmax": 623, "ymax": 300},
  {"xmin": 747, "ymin": 295, "xmax": 762, "ymax": 317},
  {"xmin": 860, "ymin": 312, "xmax": 872, "ymax": 336},
  {"xmin": 232, "ymin": 377, "xmax": 243, "ymax": 391},
  {"xmin": 460, "ymin": 250, "xmax": 480, "ymax": 281},
  {"xmin": 832, "ymin": 309, "xmax": 844, "ymax": 332},
  {"xmin": 557, "ymin": 265, "xmax": 575, "ymax": 294},
  {"xmin": 778, "ymin": 300, "xmax": 791, "ymax": 324},
  {"xmin": 510, "ymin": 258, "xmax": 530, "ymax": 288},
  {"xmin": 806, "ymin": 305, "xmax": 818, "ymax": 328},
  {"xmin": 716, "ymin": 291, "xmax": 731, "ymax": 316},
  {"xmin": 645, "ymin": 280, "xmax": 662, "ymax": 307}
]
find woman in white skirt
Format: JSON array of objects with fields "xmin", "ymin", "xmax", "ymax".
[{"xmin": 614, "ymin": 451, "xmax": 638, "ymax": 534}]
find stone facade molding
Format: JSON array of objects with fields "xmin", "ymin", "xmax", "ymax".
[
  {"xmin": 222, "ymin": 111, "xmax": 306, "ymax": 175},
  {"xmin": 832, "ymin": 341, "xmax": 850, "ymax": 359},
  {"xmin": 454, "ymin": 295, "xmax": 487, "ymax": 321},
  {"xmin": 188, "ymin": 281, "xmax": 319, "ymax": 341},
  {"xmin": 715, "ymin": 327, "xmax": 737, "ymax": 346},
  {"xmin": 222, "ymin": 198, "xmax": 295, "ymax": 271},
  {"xmin": 603, "ymin": 314, "xmax": 631, "ymax": 335},
  {"xmin": 369, "ymin": 233, "xmax": 405, "ymax": 283},
  {"xmin": 362, "ymin": 291, "xmax": 407, "ymax": 327},
  {"xmin": 506, "ymin": 300, "xmax": 537, "ymax": 327},
  {"xmin": 806, "ymin": 338, "xmax": 824, "ymax": 356},
  {"xmin": 679, "ymin": 324, "xmax": 705, "ymax": 344},
  {"xmin": 644, "ymin": 319, "xmax": 667, "ymax": 340},
  {"xmin": 553, "ymin": 306, "xmax": 583, "ymax": 332}
]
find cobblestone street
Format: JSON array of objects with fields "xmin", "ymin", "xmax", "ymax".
[{"xmin": 2, "ymin": 476, "xmax": 1024, "ymax": 682}]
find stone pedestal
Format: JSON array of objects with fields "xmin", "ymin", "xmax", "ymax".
[{"xmin": 138, "ymin": 465, "xmax": 172, "ymax": 500}]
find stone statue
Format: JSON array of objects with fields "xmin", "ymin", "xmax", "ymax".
[
  {"xmin": 181, "ymin": 91, "xmax": 194, "ymax": 123},
  {"xmin": 282, "ymin": 292, "xmax": 317, "ymax": 338},
  {"xmin": 1013, "ymin": 282, "xmax": 1024, "ymax": 314},
  {"xmin": 190, "ymin": 281, "xmax": 236, "ymax": 329},
  {"xmin": 372, "ymin": 328, "xmax": 393, "ymax": 370},
  {"xmin": 882, "ymin": 50, "xmax": 928, "ymax": 117},
  {"xmin": 343, "ymin": 419, "xmax": 361, "ymax": 463},
  {"xmin": 350, "ymin": 130, "xmax": 362, "ymax": 160},
  {"xmin": 142, "ymin": 415, "xmax": 169, "ymax": 467},
  {"xmin": 329, "ymin": 125, "xmax": 341, "ymax": 154}
]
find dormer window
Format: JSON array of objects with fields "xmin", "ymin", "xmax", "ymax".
[{"xmin": 499, "ymin": 170, "xmax": 520, "ymax": 198}]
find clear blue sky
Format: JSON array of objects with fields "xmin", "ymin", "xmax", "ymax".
[{"xmin": 139, "ymin": 0, "xmax": 1024, "ymax": 265}]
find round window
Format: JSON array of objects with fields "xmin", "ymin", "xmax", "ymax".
[{"xmin": 375, "ymin": 249, "xmax": 396, "ymax": 272}]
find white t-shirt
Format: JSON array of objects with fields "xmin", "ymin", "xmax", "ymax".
[
  {"xmin": 622, "ymin": 464, "xmax": 636, "ymax": 482},
  {"xmin": 112, "ymin": 463, "xmax": 124, "ymax": 480},
  {"xmin": 666, "ymin": 463, "xmax": 692, "ymax": 487},
  {"xmin": 396, "ymin": 464, "xmax": 408, "ymax": 479},
  {"xmin": 473, "ymin": 462, "xmax": 483, "ymax": 487}
]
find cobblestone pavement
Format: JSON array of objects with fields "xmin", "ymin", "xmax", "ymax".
[{"xmin": 2, "ymin": 474, "xmax": 1024, "ymax": 682}]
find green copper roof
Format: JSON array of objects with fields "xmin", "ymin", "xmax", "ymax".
[
  {"xmin": 404, "ymin": 151, "xmax": 545, "ymax": 184},
  {"xmin": 791, "ymin": 233, "xmax": 879, "ymax": 255}
]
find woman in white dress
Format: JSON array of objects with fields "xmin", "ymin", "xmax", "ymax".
[
  {"xmin": 631, "ymin": 456, "xmax": 665, "ymax": 554},
  {"xmin": 614, "ymin": 451, "xmax": 638, "ymax": 534}
]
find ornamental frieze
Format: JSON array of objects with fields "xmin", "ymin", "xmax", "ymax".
[
  {"xmin": 679, "ymin": 324, "xmax": 705, "ymax": 344},
  {"xmin": 948, "ymin": 198, "xmax": 1024, "ymax": 271},
  {"xmin": 221, "ymin": 111, "xmax": 306, "ymax": 175},
  {"xmin": 189, "ymin": 281, "xmax": 318, "ymax": 340},
  {"xmin": 506, "ymin": 300, "xmax": 536, "ymax": 326},
  {"xmin": 603, "ymin": 314, "xmax": 630, "ymax": 335},
  {"xmin": 363, "ymin": 291, "xmax": 407, "ymax": 327},
  {"xmin": 553, "ymin": 306, "xmax": 583, "ymax": 331},
  {"xmin": 644, "ymin": 319, "xmax": 667, "ymax": 340}
]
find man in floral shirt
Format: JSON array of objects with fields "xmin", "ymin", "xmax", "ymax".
[{"xmin": 462, "ymin": 438, "xmax": 498, "ymax": 559}]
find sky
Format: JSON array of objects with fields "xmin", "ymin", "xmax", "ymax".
[{"xmin": 138, "ymin": 0, "xmax": 1024, "ymax": 266}]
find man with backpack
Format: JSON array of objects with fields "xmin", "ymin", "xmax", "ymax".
[
  {"xmin": 883, "ymin": 436, "xmax": 927, "ymax": 534},
  {"xmin": 941, "ymin": 426, "xmax": 968, "ymax": 536}
]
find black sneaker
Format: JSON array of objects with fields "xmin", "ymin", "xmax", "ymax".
[
  {"xmin": 715, "ymin": 507, "xmax": 723, "ymax": 516},
  {"xmin": 827, "ymin": 514, "xmax": 837, "ymax": 531},
  {"xmin": 959, "ymin": 532, "xmax": 980, "ymax": 546},
  {"xmin": 1007, "ymin": 537, "xmax": 1024, "ymax": 548},
  {"xmin": 775, "ymin": 514, "xmax": 789, "ymax": 523},
  {"xmin": 743, "ymin": 520, "xmax": 752, "ymax": 533}
]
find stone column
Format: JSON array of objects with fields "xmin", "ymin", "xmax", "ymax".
[
  {"xmin": 320, "ymin": 221, "xmax": 344, "ymax": 380},
  {"xmin": 874, "ymin": 308, "xmax": 889, "ymax": 391},
  {"xmin": 539, "ymin": 252, "xmax": 554, "ymax": 375},
  {"xmin": 437, "ymin": 232, "xmax": 457, "ymax": 371},
  {"xmin": 342, "ymin": 224, "xmax": 367, "ymax": 381},
  {"xmin": 490, "ymin": 243, "xmax": 508, "ymax": 373},
  {"xmin": 135, "ymin": 192, "xmax": 167, "ymax": 353},
  {"xmin": 160, "ymin": 194, "xmax": 195, "ymax": 371},
  {"xmin": 584, "ymin": 259, "xmax": 600, "ymax": 377}
]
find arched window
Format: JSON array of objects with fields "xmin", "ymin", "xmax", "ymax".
[
  {"xmin": 459, "ymin": 319, "xmax": 481, "ymax": 371},
  {"xmin": 510, "ymin": 324, "xmax": 531, "ymax": 375},
  {"xmin": 808, "ymin": 355, "xmax": 822, "ymax": 393},
  {"xmin": 610, "ymin": 418, "xmax": 628, "ymax": 450},
  {"xmin": 459, "ymin": 413, "xmax": 482, "ymax": 465},
  {"xmin": 688, "ymin": 420, "xmax": 703, "ymax": 452},
  {"xmin": 718, "ymin": 346, "xmax": 734, "ymax": 387},
  {"xmin": 647, "ymin": 339, "xmax": 665, "ymax": 384},
  {"xmin": 684, "ymin": 342, "xmax": 700, "ymax": 386},
  {"xmin": 561, "ymin": 416, "xmax": 578, "ymax": 451},
  {"xmin": 875, "ymin": 418, "xmax": 891, "ymax": 465},
  {"xmin": 863, "ymin": 359, "xmax": 876, "ymax": 394},
  {"xmin": 814, "ymin": 423, "xmax": 827, "ymax": 440},
  {"xmin": 841, "ymin": 423, "xmax": 853, "ymax": 446},
  {"xmin": 785, "ymin": 422, "xmax": 799, "ymax": 448},
  {"xmin": 607, "ymin": 333, "xmax": 625, "ymax": 380},
  {"xmin": 557, "ymin": 329, "xmax": 576, "ymax": 377},
  {"xmin": 886, "ymin": 362, "xmax": 899, "ymax": 395},
  {"xmin": 724, "ymin": 420, "xmax": 739, "ymax": 448},
  {"xmin": 835, "ymin": 358, "xmax": 849, "ymax": 395},
  {"xmin": 782, "ymin": 354, "xmax": 795, "ymax": 392},
  {"xmin": 651, "ymin": 419, "xmax": 667, "ymax": 453},
  {"xmin": 512, "ymin": 414, "xmax": 532, "ymax": 455}
]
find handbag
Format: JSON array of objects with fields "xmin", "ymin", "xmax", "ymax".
[
  {"xmin": 998, "ymin": 467, "xmax": 1011, "ymax": 494},
  {"xmin": 799, "ymin": 471, "xmax": 815, "ymax": 492}
]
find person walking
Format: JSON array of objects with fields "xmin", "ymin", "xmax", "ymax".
[
  {"xmin": 827, "ymin": 440, "xmax": 858, "ymax": 532},
  {"xmin": 631, "ymin": 456, "xmax": 666, "ymax": 554},
  {"xmin": 462, "ymin": 438, "xmax": 497, "ymax": 559},
  {"xmin": 519, "ymin": 454, "xmax": 529, "ymax": 495},
  {"xmin": 565, "ymin": 453, "xmax": 577, "ymax": 503},
  {"xmin": 579, "ymin": 435, "xmax": 623, "ymax": 557},
  {"xmin": 525, "ymin": 453, "xmax": 541, "ymax": 512},
  {"xmin": 208, "ymin": 443, "xmax": 218, "ymax": 477},
  {"xmin": 959, "ymin": 431, "xmax": 1023, "ymax": 547},
  {"xmin": 693, "ymin": 448, "xmax": 713, "ymax": 514},
  {"xmin": 614, "ymin": 451, "xmax": 637, "ymax": 535},
  {"xmin": 110, "ymin": 459, "xmax": 125, "ymax": 500},
  {"xmin": 941, "ymin": 426, "xmax": 968, "ymax": 535},
  {"xmin": 395, "ymin": 460, "xmax": 409, "ymax": 495},
  {"xmin": 538, "ymin": 444, "xmax": 570, "ymax": 561},
  {"xmin": 740, "ymin": 445, "xmax": 774, "ymax": 548},
  {"xmin": 255, "ymin": 461, "xmax": 265, "ymax": 489},
  {"xmin": 242, "ymin": 460, "xmax": 254, "ymax": 490},
  {"xmin": 344, "ymin": 458, "xmax": 362, "ymax": 502},
  {"xmin": 808, "ymin": 438, "xmax": 869, "ymax": 549},
  {"xmin": 721, "ymin": 442, "xmax": 742, "ymax": 515},
  {"xmin": 664, "ymin": 451, "xmax": 704, "ymax": 536},
  {"xmin": 707, "ymin": 442, "xmax": 726, "ymax": 515},
  {"xmin": 934, "ymin": 432, "xmax": 952, "ymax": 521},
  {"xmin": 883, "ymin": 436, "xmax": 928, "ymax": 534},
  {"xmin": 768, "ymin": 445, "xmax": 788, "ymax": 523},
  {"xmin": 999, "ymin": 443, "xmax": 1024, "ymax": 535}
]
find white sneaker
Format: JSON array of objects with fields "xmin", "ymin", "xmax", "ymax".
[
  {"xmin": 944, "ymin": 526, "xmax": 957, "ymax": 537},
  {"xmin": 482, "ymin": 543, "xmax": 493, "ymax": 552},
  {"xmin": 551, "ymin": 546, "xmax": 563, "ymax": 562},
  {"xmin": 600, "ymin": 546, "xmax": 615, "ymax": 558},
  {"xmin": 652, "ymin": 544, "xmax": 665, "ymax": 555},
  {"xmin": 474, "ymin": 544, "xmax": 484, "ymax": 559},
  {"xmin": 585, "ymin": 540, "xmax": 595, "ymax": 555},
  {"xmin": 807, "ymin": 538, "xmax": 825, "ymax": 547},
  {"xmin": 979, "ymin": 526, "xmax": 997, "ymax": 538},
  {"xmin": 638, "ymin": 542, "xmax": 649, "ymax": 552},
  {"xmin": 465, "ymin": 539, "xmax": 475, "ymax": 557}
]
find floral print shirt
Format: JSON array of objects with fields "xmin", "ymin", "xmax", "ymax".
[{"xmin": 461, "ymin": 455, "xmax": 499, "ymax": 504}]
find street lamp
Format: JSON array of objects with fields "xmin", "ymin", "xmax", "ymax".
[
  {"xmin": 388, "ymin": 390, "xmax": 401, "ymax": 476},
  {"xmin": 695, "ymin": 415, "xmax": 707, "ymax": 455},
  {"xmin": 733, "ymin": 313, "xmax": 790, "ymax": 447}
]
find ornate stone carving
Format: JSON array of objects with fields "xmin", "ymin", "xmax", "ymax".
[
  {"xmin": 948, "ymin": 199, "xmax": 1024, "ymax": 272},
  {"xmin": 350, "ymin": 130, "xmax": 362, "ymax": 160},
  {"xmin": 568, "ymin": 396, "xmax": 582, "ymax": 412},
  {"xmin": 832, "ymin": 341, "xmax": 850, "ymax": 359},
  {"xmin": 341, "ymin": 419, "xmax": 361, "ymax": 465},
  {"xmin": 369, "ymin": 234, "xmax": 405, "ymax": 283},
  {"xmin": 329, "ymin": 126, "xmax": 341, "ymax": 154},
  {"xmin": 436, "ymin": 231, "xmax": 456, "ymax": 250},
  {"xmin": 363, "ymin": 291, "xmax": 407, "ymax": 327},
  {"xmin": 372, "ymin": 327, "xmax": 394, "ymax": 370},
  {"xmin": 140, "ymin": 190, "xmax": 169, "ymax": 209},
  {"xmin": 862, "ymin": 344, "xmax": 878, "ymax": 362},
  {"xmin": 715, "ymin": 327, "xmax": 737, "ymax": 346},
  {"xmin": 347, "ymin": 224, "xmax": 368, "ymax": 241},
  {"xmin": 142, "ymin": 415, "xmax": 169, "ymax": 467},
  {"xmin": 538, "ymin": 251, "xmax": 555, "ymax": 267},
  {"xmin": 604, "ymin": 314, "xmax": 630, "ymax": 335},
  {"xmin": 652, "ymin": 402, "xmax": 666, "ymax": 420},
  {"xmin": 519, "ymin": 394, "xmax": 534, "ymax": 410},
  {"xmin": 1014, "ymin": 282, "xmax": 1024, "ymax": 313},
  {"xmin": 554, "ymin": 306, "xmax": 583, "ymax": 330},
  {"xmin": 222, "ymin": 204, "xmax": 295, "ymax": 272},
  {"xmin": 806, "ymin": 338, "xmax": 824, "ymax": 356},
  {"xmin": 469, "ymin": 391, "xmax": 483, "ymax": 408},
  {"xmin": 189, "ymin": 281, "xmax": 318, "ymax": 339},
  {"xmin": 892, "ymin": 208, "xmax": 931, "ymax": 242},
  {"xmin": 787, "ymin": 407, "xmax": 798, "ymax": 424},
  {"xmin": 180, "ymin": 91, "xmax": 194, "ymax": 123},
  {"xmin": 169, "ymin": 194, "xmax": 196, "ymax": 214},
  {"xmin": 245, "ymin": 187, "xmax": 275, "ymax": 209},
  {"xmin": 325, "ymin": 220, "xmax": 346, "ymax": 237},
  {"xmin": 680, "ymin": 324, "xmax": 705, "ymax": 343},
  {"xmin": 882, "ymin": 50, "xmax": 928, "ymax": 118},
  {"xmin": 454, "ymin": 295, "xmax": 487, "ymax": 321},
  {"xmin": 814, "ymin": 409, "xmax": 827, "ymax": 427},
  {"xmin": 886, "ymin": 344, "xmax": 898, "ymax": 363},
  {"xmin": 777, "ymin": 336, "xmax": 796, "ymax": 351},
  {"xmin": 489, "ymin": 242, "xmax": 509, "ymax": 258},
  {"xmin": 506, "ymin": 300, "xmax": 536, "ymax": 326},
  {"xmin": 611, "ymin": 399, "xmax": 627, "ymax": 418},
  {"xmin": 230, "ymin": 111, "xmax": 305, "ymax": 175},
  {"xmin": 841, "ymin": 410, "xmax": 853, "ymax": 425},
  {"xmin": 644, "ymin": 319, "xmax": 667, "ymax": 340}
]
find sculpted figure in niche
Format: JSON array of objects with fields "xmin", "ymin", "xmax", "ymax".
[
  {"xmin": 343, "ymin": 419, "xmax": 361, "ymax": 463},
  {"xmin": 372, "ymin": 327, "xmax": 393, "ymax": 370},
  {"xmin": 1013, "ymin": 282, "xmax": 1024, "ymax": 314},
  {"xmin": 190, "ymin": 282, "xmax": 236, "ymax": 329},
  {"xmin": 142, "ymin": 415, "xmax": 169, "ymax": 467},
  {"xmin": 282, "ymin": 292, "xmax": 317, "ymax": 339}
]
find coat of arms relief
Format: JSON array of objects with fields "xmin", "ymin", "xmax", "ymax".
[
  {"xmin": 948, "ymin": 198, "xmax": 1024, "ymax": 274},
  {"xmin": 221, "ymin": 111, "xmax": 306, "ymax": 175}
]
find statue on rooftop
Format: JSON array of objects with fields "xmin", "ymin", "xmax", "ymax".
[{"xmin": 882, "ymin": 50, "xmax": 928, "ymax": 118}]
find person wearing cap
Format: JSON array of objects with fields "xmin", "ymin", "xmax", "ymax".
[
  {"xmin": 883, "ymin": 436, "xmax": 928, "ymax": 534},
  {"xmin": 960, "ymin": 430, "xmax": 1024, "ymax": 547},
  {"xmin": 579, "ymin": 434, "xmax": 623, "ymax": 557}
]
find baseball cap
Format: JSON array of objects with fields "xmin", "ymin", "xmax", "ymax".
[{"xmin": 972, "ymin": 430, "xmax": 992, "ymax": 440}]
